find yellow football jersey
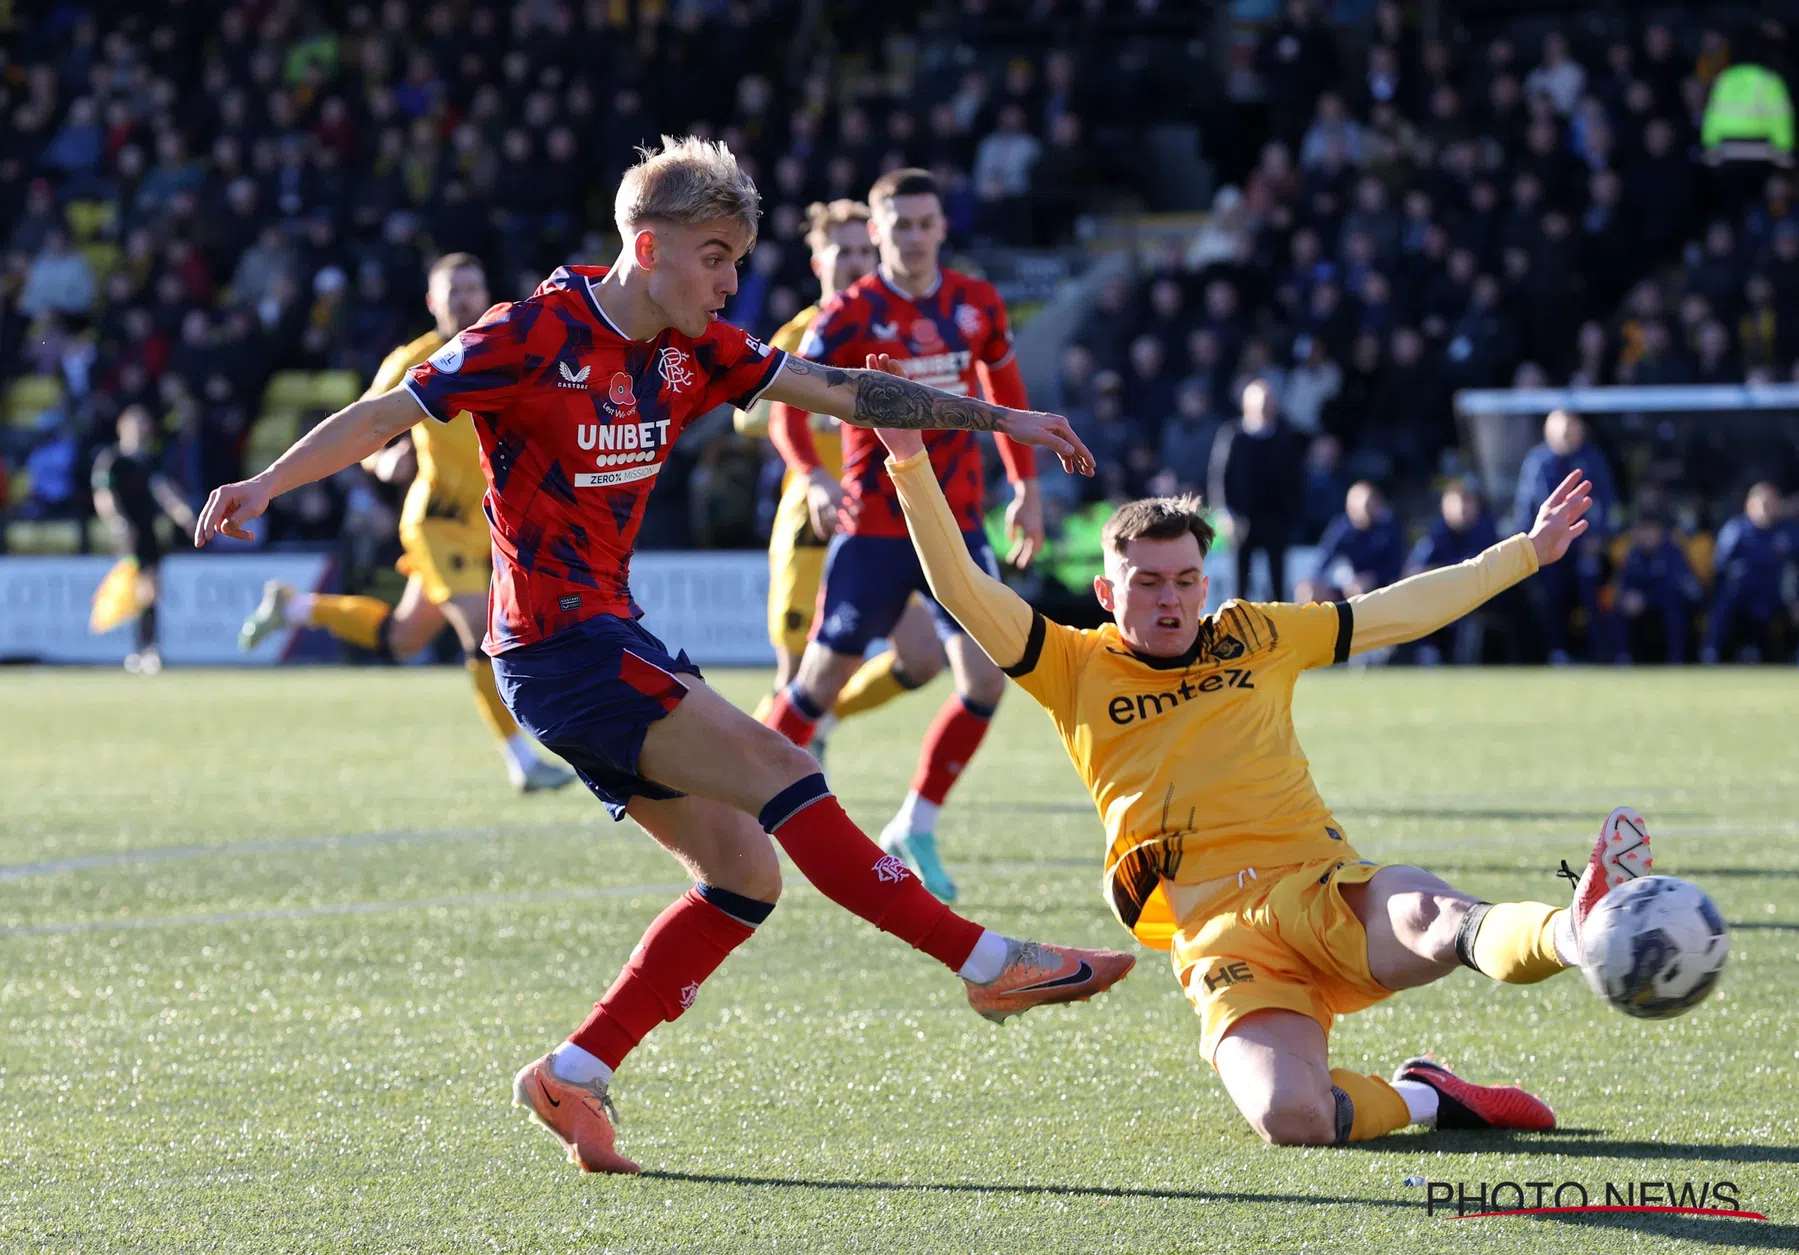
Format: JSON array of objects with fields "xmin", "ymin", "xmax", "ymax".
[
  {"xmin": 732, "ymin": 304, "xmax": 844, "ymax": 483},
  {"xmin": 1009, "ymin": 603, "xmax": 1356, "ymax": 950},
  {"xmin": 367, "ymin": 329, "xmax": 486, "ymax": 518},
  {"xmin": 883, "ymin": 441, "xmax": 1541, "ymax": 955}
]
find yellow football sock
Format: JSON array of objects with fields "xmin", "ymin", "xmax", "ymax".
[
  {"xmin": 307, "ymin": 595, "xmax": 391, "ymax": 651},
  {"xmin": 467, "ymin": 654, "xmax": 522, "ymax": 743},
  {"xmin": 1329, "ymin": 1070, "xmax": 1414, "ymax": 1142},
  {"xmin": 752, "ymin": 692, "xmax": 776, "ymax": 724},
  {"xmin": 1462, "ymin": 901, "xmax": 1567, "ymax": 984},
  {"xmin": 832, "ymin": 651, "xmax": 915, "ymax": 720}
]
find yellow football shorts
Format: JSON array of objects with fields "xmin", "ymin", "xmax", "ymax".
[
  {"xmin": 396, "ymin": 488, "xmax": 491, "ymax": 606},
  {"xmin": 1170, "ymin": 855, "xmax": 1395, "ymax": 1064},
  {"xmin": 767, "ymin": 474, "xmax": 828, "ymax": 655}
]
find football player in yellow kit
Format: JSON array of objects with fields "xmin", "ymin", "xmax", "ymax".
[
  {"xmin": 870, "ymin": 365, "xmax": 1655, "ymax": 1146},
  {"xmin": 240, "ymin": 253, "xmax": 573, "ymax": 792},
  {"xmin": 735, "ymin": 201, "xmax": 943, "ymax": 742}
]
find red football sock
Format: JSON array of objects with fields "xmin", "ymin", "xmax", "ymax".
[
  {"xmin": 569, "ymin": 886, "xmax": 764, "ymax": 1071},
  {"xmin": 911, "ymin": 695, "xmax": 996, "ymax": 804},
  {"xmin": 760, "ymin": 774, "xmax": 983, "ymax": 971},
  {"xmin": 762, "ymin": 683, "xmax": 820, "ymax": 748}
]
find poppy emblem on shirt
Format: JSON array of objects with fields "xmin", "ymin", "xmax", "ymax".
[
  {"xmin": 658, "ymin": 347, "xmax": 694, "ymax": 392},
  {"xmin": 609, "ymin": 372, "xmax": 636, "ymax": 407},
  {"xmin": 910, "ymin": 319, "xmax": 945, "ymax": 351},
  {"xmin": 954, "ymin": 303, "xmax": 985, "ymax": 338}
]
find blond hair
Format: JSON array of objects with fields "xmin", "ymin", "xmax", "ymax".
[
  {"xmin": 804, "ymin": 199, "xmax": 871, "ymax": 252},
  {"xmin": 615, "ymin": 135, "xmax": 761, "ymax": 240},
  {"xmin": 427, "ymin": 251, "xmax": 484, "ymax": 282},
  {"xmin": 1102, "ymin": 495, "xmax": 1217, "ymax": 557}
]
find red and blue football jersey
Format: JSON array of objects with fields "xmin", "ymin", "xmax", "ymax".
[
  {"xmin": 404, "ymin": 265, "xmax": 787, "ymax": 654},
  {"xmin": 800, "ymin": 269, "xmax": 1015, "ymax": 537}
]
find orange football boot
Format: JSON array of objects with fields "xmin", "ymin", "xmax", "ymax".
[
  {"xmin": 964, "ymin": 939, "xmax": 1136, "ymax": 1024},
  {"xmin": 512, "ymin": 1055, "xmax": 641, "ymax": 1174}
]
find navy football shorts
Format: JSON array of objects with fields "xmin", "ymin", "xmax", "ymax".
[
  {"xmin": 491, "ymin": 613, "xmax": 701, "ymax": 820},
  {"xmin": 811, "ymin": 530, "xmax": 1000, "ymax": 656}
]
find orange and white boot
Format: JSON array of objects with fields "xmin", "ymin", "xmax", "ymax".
[
  {"xmin": 963, "ymin": 939, "xmax": 1136, "ymax": 1024},
  {"xmin": 512, "ymin": 1055, "xmax": 641, "ymax": 1174}
]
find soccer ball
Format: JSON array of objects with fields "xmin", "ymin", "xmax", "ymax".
[{"xmin": 1579, "ymin": 876, "xmax": 1729, "ymax": 1019}]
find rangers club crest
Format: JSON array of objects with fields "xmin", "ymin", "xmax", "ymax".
[
  {"xmin": 658, "ymin": 346, "xmax": 695, "ymax": 392},
  {"xmin": 954, "ymin": 303, "xmax": 984, "ymax": 337},
  {"xmin": 873, "ymin": 855, "xmax": 911, "ymax": 884}
]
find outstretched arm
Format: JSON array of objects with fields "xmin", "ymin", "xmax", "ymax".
[
  {"xmin": 862, "ymin": 356, "xmax": 1036, "ymax": 668},
  {"xmin": 194, "ymin": 387, "xmax": 426, "ymax": 544},
  {"xmin": 1345, "ymin": 470, "xmax": 1592, "ymax": 655},
  {"xmin": 763, "ymin": 354, "xmax": 1095, "ymax": 476},
  {"xmin": 886, "ymin": 442, "xmax": 1037, "ymax": 668}
]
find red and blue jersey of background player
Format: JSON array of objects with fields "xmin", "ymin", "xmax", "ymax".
[
  {"xmin": 404, "ymin": 265, "xmax": 787, "ymax": 654},
  {"xmin": 777, "ymin": 268, "xmax": 1035, "ymax": 538}
]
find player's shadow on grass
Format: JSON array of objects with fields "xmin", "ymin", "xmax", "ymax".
[
  {"xmin": 1525, "ymin": 1210, "xmax": 1799, "ymax": 1250},
  {"xmin": 641, "ymin": 1170, "xmax": 1410, "ymax": 1209},
  {"xmin": 1367, "ymin": 1129, "xmax": 1799, "ymax": 1164}
]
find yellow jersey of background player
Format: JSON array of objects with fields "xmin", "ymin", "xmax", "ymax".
[{"xmin": 238, "ymin": 253, "xmax": 573, "ymax": 793}]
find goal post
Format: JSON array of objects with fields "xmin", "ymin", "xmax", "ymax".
[{"xmin": 1454, "ymin": 384, "xmax": 1799, "ymax": 519}]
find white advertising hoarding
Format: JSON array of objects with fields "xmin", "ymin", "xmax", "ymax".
[
  {"xmin": 0, "ymin": 551, "xmax": 776, "ymax": 666},
  {"xmin": 0, "ymin": 554, "xmax": 333, "ymax": 665}
]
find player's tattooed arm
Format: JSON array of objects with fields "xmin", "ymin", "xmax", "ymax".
[
  {"xmin": 766, "ymin": 355, "xmax": 1095, "ymax": 472},
  {"xmin": 771, "ymin": 357, "xmax": 1000, "ymax": 430}
]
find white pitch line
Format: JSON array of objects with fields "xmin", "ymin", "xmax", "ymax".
[
  {"xmin": 0, "ymin": 881, "xmax": 691, "ymax": 939},
  {"xmin": 0, "ymin": 823, "xmax": 602, "ymax": 883}
]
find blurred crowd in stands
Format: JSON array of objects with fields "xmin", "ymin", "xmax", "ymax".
[{"xmin": 1, "ymin": 0, "xmax": 1797, "ymax": 661}]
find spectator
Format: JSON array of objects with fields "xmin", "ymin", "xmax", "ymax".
[
  {"xmin": 1027, "ymin": 113, "xmax": 1095, "ymax": 246},
  {"xmin": 1514, "ymin": 409, "xmax": 1618, "ymax": 662},
  {"xmin": 1124, "ymin": 334, "xmax": 1178, "ymax": 436},
  {"xmin": 1296, "ymin": 433, "xmax": 1350, "ymax": 544},
  {"xmin": 1615, "ymin": 515, "xmax": 1703, "ymax": 664},
  {"xmin": 1526, "ymin": 32, "xmax": 1587, "ymax": 116},
  {"xmin": 1282, "ymin": 335, "xmax": 1341, "ymax": 435},
  {"xmin": 972, "ymin": 103, "xmax": 1041, "ymax": 241},
  {"xmin": 1300, "ymin": 93, "xmax": 1366, "ymax": 169},
  {"xmin": 1703, "ymin": 482, "xmax": 1795, "ymax": 663},
  {"xmin": 1187, "ymin": 186, "xmax": 1252, "ymax": 272},
  {"xmin": 1151, "ymin": 380, "xmax": 1219, "ymax": 497},
  {"xmin": 1087, "ymin": 370, "xmax": 1154, "ymax": 501},
  {"xmin": 1299, "ymin": 480, "xmax": 1406, "ymax": 603},
  {"xmin": 18, "ymin": 229, "xmax": 96, "ymax": 319},
  {"xmin": 1407, "ymin": 481, "xmax": 1505, "ymax": 663},
  {"xmin": 1257, "ymin": 0, "xmax": 1341, "ymax": 147},
  {"xmin": 1209, "ymin": 378, "xmax": 1306, "ymax": 600}
]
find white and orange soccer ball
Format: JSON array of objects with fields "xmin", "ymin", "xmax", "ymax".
[{"xmin": 1579, "ymin": 875, "xmax": 1729, "ymax": 1019}]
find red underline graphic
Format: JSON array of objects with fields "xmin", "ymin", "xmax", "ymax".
[{"xmin": 1445, "ymin": 1206, "xmax": 1769, "ymax": 1221}]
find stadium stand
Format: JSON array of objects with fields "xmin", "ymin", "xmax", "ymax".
[{"xmin": 1, "ymin": 0, "xmax": 1796, "ymax": 661}]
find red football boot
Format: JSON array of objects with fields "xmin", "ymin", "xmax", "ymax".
[{"xmin": 1394, "ymin": 1057, "xmax": 1555, "ymax": 1131}]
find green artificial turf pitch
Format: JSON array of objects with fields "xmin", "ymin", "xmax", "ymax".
[{"xmin": 1, "ymin": 666, "xmax": 1795, "ymax": 1253}]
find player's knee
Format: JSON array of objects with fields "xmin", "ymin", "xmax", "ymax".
[
  {"xmin": 729, "ymin": 852, "xmax": 784, "ymax": 905},
  {"xmin": 1248, "ymin": 1090, "xmax": 1336, "ymax": 1146},
  {"xmin": 1395, "ymin": 890, "xmax": 1465, "ymax": 962},
  {"xmin": 896, "ymin": 648, "xmax": 944, "ymax": 686},
  {"xmin": 748, "ymin": 717, "xmax": 824, "ymax": 783}
]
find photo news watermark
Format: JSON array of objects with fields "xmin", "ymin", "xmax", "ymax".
[{"xmin": 1410, "ymin": 1178, "xmax": 1768, "ymax": 1221}]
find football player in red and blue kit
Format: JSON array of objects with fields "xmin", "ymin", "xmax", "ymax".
[
  {"xmin": 764, "ymin": 168, "xmax": 1045, "ymax": 904},
  {"xmin": 195, "ymin": 136, "xmax": 1135, "ymax": 1175}
]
